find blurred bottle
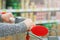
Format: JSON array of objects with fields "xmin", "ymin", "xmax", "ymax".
[{"xmin": 6, "ymin": 0, "xmax": 21, "ymax": 17}]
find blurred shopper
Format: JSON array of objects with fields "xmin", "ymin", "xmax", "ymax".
[{"xmin": 0, "ymin": 13, "xmax": 35, "ymax": 37}]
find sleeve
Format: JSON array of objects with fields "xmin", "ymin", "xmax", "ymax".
[{"xmin": 0, "ymin": 22, "xmax": 27, "ymax": 37}]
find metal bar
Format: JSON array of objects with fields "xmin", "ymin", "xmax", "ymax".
[{"xmin": 0, "ymin": 8, "xmax": 60, "ymax": 12}]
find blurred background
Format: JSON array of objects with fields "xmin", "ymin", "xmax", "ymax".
[{"xmin": 0, "ymin": 0, "xmax": 60, "ymax": 40}]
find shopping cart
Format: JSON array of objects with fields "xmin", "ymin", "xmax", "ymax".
[
  {"xmin": 0, "ymin": 11, "xmax": 60, "ymax": 40},
  {"xmin": 27, "ymin": 12, "xmax": 60, "ymax": 40},
  {"xmin": 10, "ymin": 12, "xmax": 60, "ymax": 40}
]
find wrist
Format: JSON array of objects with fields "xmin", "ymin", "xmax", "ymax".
[
  {"xmin": 23, "ymin": 19, "xmax": 35, "ymax": 30},
  {"xmin": 23, "ymin": 21, "xmax": 30, "ymax": 30}
]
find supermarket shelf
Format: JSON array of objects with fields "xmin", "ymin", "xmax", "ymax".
[
  {"xmin": 35, "ymin": 20, "xmax": 60, "ymax": 24},
  {"xmin": 10, "ymin": 17, "xmax": 60, "ymax": 24},
  {"xmin": 0, "ymin": 8, "xmax": 60, "ymax": 12}
]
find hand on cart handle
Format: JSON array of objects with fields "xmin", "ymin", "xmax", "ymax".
[{"xmin": 23, "ymin": 19, "xmax": 36, "ymax": 30}]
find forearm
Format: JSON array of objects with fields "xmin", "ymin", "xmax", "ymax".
[{"xmin": 0, "ymin": 22, "xmax": 27, "ymax": 37}]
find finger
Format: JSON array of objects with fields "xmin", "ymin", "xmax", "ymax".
[
  {"xmin": 7, "ymin": 13, "xmax": 15, "ymax": 23},
  {"xmin": 9, "ymin": 13, "xmax": 14, "ymax": 17},
  {"xmin": 6, "ymin": 13, "xmax": 14, "ymax": 17},
  {"xmin": 5, "ymin": 14, "xmax": 12, "ymax": 22},
  {"xmin": 2, "ymin": 15, "xmax": 10, "ymax": 22}
]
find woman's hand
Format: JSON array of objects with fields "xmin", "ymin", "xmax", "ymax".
[{"xmin": 1, "ymin": 13, "xmax": 14, "ymax": 23}]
